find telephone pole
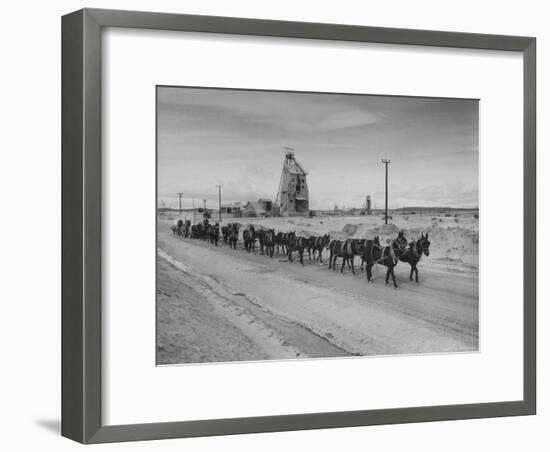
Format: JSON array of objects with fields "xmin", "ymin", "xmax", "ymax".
[
  {"xmin": 381, "ymin": 159, "xmax": 391, "ymax": 224},
  {"xmin": 177, "ymin": 192, "xmax": 184, "ymax": 216},
  {"xmin": 216, "ymin": 184, "xmax": 223, "ymax": 223}
]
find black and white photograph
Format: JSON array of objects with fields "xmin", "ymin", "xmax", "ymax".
[{"xmin": 156, "ymin": 86, "xmax": 479, "ymax": 365}]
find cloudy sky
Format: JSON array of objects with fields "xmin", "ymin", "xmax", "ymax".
[{"xmin": 157, "ymin": 86, "xmax": 478, "ymax": 210}]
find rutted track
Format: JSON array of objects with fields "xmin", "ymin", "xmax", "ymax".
[
  {"xmin": 158, "ymin": 249, "xmax": 351, "ymax": 362},
  {"xmin": 157, "ymin": 221, "xmax": 479, "ymax": 364}
]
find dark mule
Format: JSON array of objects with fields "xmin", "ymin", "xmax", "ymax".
[
  {"xmin": 274, "ymin": 232, "xmax": 286, "ymax": 255},
  {"xmin": 304, "ymin": 236, "xmax": 317, "ymax": 261},
  {"xmin": 282, "ymin": 232, "xmax": 294, "ymax": 256},
  {"xmin": 201, "ymin": 219, "xmax": 210, "ymax": 241},
  {"xmin": 328, "ymin": 239, "xmax": 363, "ymax": 274},
  {"xmin": 287, "ymin": 233, "xmax": 307, "ymax": 265},
  {"xmin": 176, "ymin": 219, "xmax": 185, "ymax": 237},
  {"xmin": 361, "ymin": 231, "xmax": 407, "ymax": 271},
  {"xmin": 266, "ymin": 229, "xmax": 276, "ymax": 258},
  {"xmin": 328, "ymin": 239, "xmax": 342, "ymax": 270},
  {"xmin": 399, "ymin": 233, "xmax": 431, "ymax": 283},
  {"xmin": 258, "ymin": 228, "xmax": 275, "ymax": 257},
  {"xmin": 183, "ymin": 220, "xmax": 191, "ymax": 238},
  {"xmin": 191, "ymin": 223, "xmax": 202, "ymax": 239},
  {"xmin": 209, "ymin": 223, "xmax": 220, "ymax": 246},
  {"xmin": 258, "ymin": 229, "xmax": 267, "ymax": 255},
  {"xmin": 228, "ymin": 223, "xmax": 239, "ymax": 250},
  {"xmin": 362, "ymin": 235, "xmax": 407, "ymax": 288},
  {"xmin": 344, "ymin": 239, "xmax": 365, "ymax": 273},
  {"xmin": 312, "ymin": 234, "xmax": 331, "ymax": 264},
  {"xmin": 243, "ymin": 226, "xmax": 257, "ymax": 252},
  {"xmin": 328, "ymin": 239, "xmax": 354, "ymax": 271},
  {"xmin": 221, "ymin": 225, "xmax": 229, "ymax": 243}
]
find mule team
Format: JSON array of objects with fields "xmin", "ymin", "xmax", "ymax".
[{"xmin": 172, "ymin": 218, "xmax": 431, "ymax": 288}]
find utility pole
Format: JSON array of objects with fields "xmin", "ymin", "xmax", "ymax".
[
  {"xmin": 177, "ymin": 192, "xmax": 184, "ymax": 216},
  {"xmin": 381, "ymin": 159, "xmax": 391, "ymax": 224},
  {"xmin": 216, "ymin": 184, "xmax": 223, "ymax": 223},
  {"xmin": 192, "ymin": 198, "xmax": 195, "ymax": 223}
]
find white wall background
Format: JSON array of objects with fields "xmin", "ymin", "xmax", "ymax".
[{"xmin": 0, "ymin": 0, "xmax": 546, "ymax": 450}]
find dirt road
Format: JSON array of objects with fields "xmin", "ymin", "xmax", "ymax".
[{"xmin": 157, "ymin": 224, "xmax": 478, "ymax": 364}]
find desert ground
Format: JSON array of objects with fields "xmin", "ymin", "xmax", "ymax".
[{"xmin": 156, "ymin": 212, "xmax": 479, "ymax": 365}]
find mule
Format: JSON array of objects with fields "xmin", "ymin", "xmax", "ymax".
[
  {"xmin": 361, "ymin": 231, "xmax": 407, "ymax": 271},
  {"xmin": 399, "ymin": 233, "xmax": 431, "ymax": 283},
  {"xmin": 243, "ymin": 226, "xmax": 257, "ymax": 252},
  {"xmin": 209, "ymin": 223, "xmax": 220, "ymax": 246},
  {"xmin": 312, "ymin": 234, "xmax": 331, "ymax": 264},
  {"xmin": 362, "ymin": 235, "xmax": 406, "ymax": 288},
  {"xmin": 274, "ymin": 232, "xmax": 286, "ymax": 255},
  {"xmin": 228, "ymin": 223, "xmax": 239, "ymax": 250},
  {"xmin": 221, "ymin": 225, "xmax": 229, "ymax": 243},
  {"xmin": 328, "ymin": 239, "xmax": 343, "ymax": 270},
  {"xmin": 183, "ymin": 220, "xmax": 191, "ymax": 238},
  {"xmin": 344, "ymin": 239, "xmax": 365, "ymax": 273},
  {"xmin": 198, "ymin": 218, "xmax": 209, "ymax": 240},
  {"xmin": 287, "ymin": 232, "xmax": 307, "ymax": 265},
  {"xmin": 258, "ymin": 229, "xmax": 267, "ymax": 255},
  {"xmin": 175, "ymin": 219, "xmax": 185, "ymax": 237},
  {"xmin": 304, "ymin": 236, "xmax": 317, "ymax": 261},
  {"xmin": 283, "ymin": 232, "xmax": 295, "ymax": 256},
  {"xmin": 258, "ymin": 228, "xmax": 275, "ymax": 257},
  {"xmin": 191, "ymin": 223, "xmax": 202, "ymax": 239},
  {"xmin": 329, "ymin": 238, "xmax": 363, "ymax": 274}
]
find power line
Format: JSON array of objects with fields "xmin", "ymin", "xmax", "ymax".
[
  {"xmin": 381, "ymin": 159, "xmax": 391, "ymax": 224},
  {"xmin": 216, "ymin": 184, "xmax": 223, "ymax": 223}
]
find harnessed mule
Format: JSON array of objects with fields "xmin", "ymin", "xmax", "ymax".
[
  {"xmin": 399, "ymin": 233, "xmax": 430, "ymax": 283},
  {"xmin": 200, "ymin": 219, "xmax": 209, "ymax": 241},
  {"xmin": 191, "ymin": 223, "xmax": 202, "ymax": 239},
  {"xmin": 286, "ymin": 232, "xmax": 307, "ymax": 264},
  {"xmin": 313, "ymin": 234, "xmax": 331, "ymax": 264},
  {"xmin": 209, "ymin": 223, "xmax": 220, "ymax": 246},
  {"xmin": 228, "ymin": 223, "xmax": 239, "ymax": 250},
  {"xmin": 329, "ymin": 239, "xmax": 363, "ymax": 274},
  {"xmin": 264, "ymin": 229, "xmax": 275, "ymax": 258},
  {"xmin": 304, "ymin": 236, "xmax": 317, "ymax": 261},
  {"xmin": 258, "ymin": 228, "xmax": 275, "ymax": 257},
  {"xmin": 361, "ymin": 231, "xmax": 407, "ymax": 271},
  {"xmin": 221, "ymin": 225, "xmax": 229, "ymax": 243},
  {"xmin": 362, "ymin": 235, "xmax": 406, "ymax": 288},
  {"xmin": 243, "ymin": 226, "xmax": 257, "ymax": 252},
  {"xmin": 183, "ymin": 220, "xmax": 191, "ymax": 238},
  {"xmin": 274, "ymin": 232, "xmax": 286, "ymax": 255}
]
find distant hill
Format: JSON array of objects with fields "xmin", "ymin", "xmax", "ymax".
[
  {"xmin": 157, "ymin": 207, "xmax": 216, "ymax": 213},
  {"xmin": 393, "ymin": 206, "xmax": 478, "ymax": 211}
]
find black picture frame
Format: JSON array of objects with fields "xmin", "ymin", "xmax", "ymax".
[{"xmin": 62, "ymin": 8, "xmax": 536, "ymax": 444}]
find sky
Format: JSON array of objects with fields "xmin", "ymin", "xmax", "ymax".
[{"xmin": 157, "ymin": 86, "xmax": 478, "ymax": 210}]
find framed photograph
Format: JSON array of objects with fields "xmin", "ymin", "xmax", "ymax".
[{"xmin": 62, "ymin": 8, "xmax": 536, "ymax": 444}]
